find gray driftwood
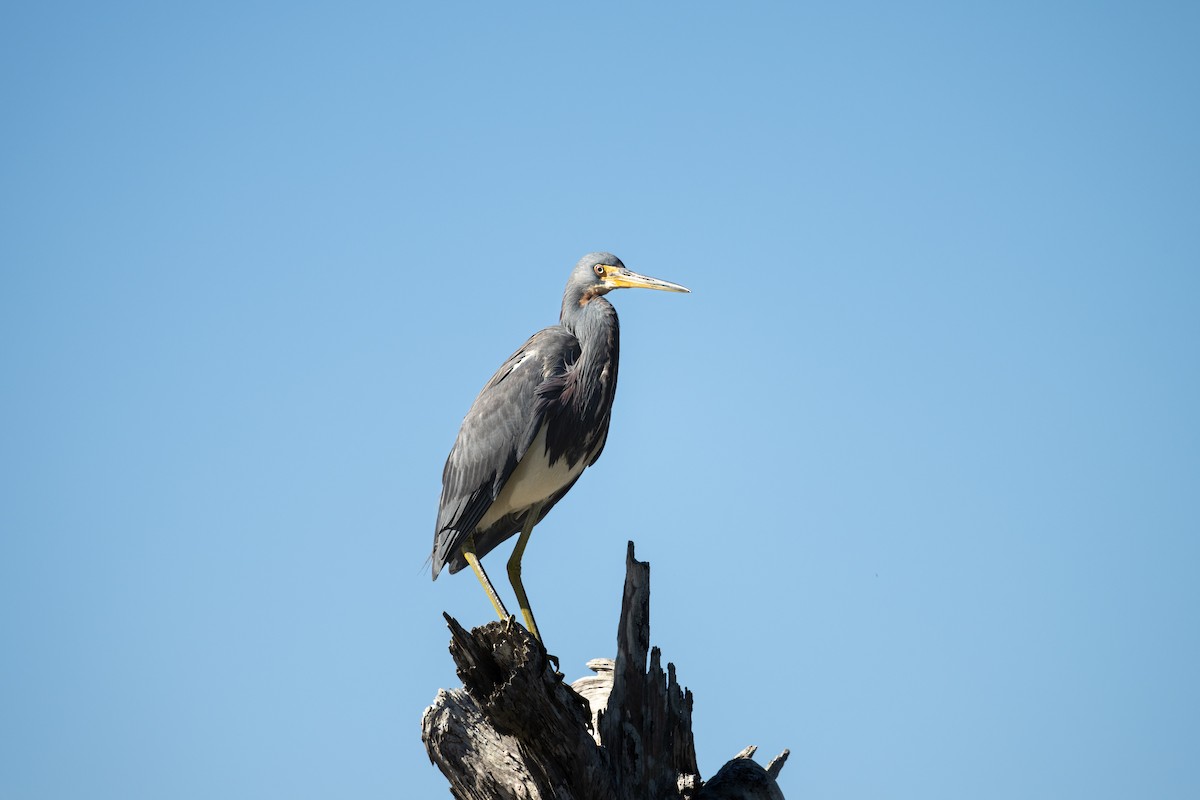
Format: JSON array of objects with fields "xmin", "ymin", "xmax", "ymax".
[{"xmin": 422, "ymin": 542, "xmax": 788, "ymax": 800}]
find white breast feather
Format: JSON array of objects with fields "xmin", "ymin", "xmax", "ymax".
[{"xmin": 476, "ymin": 423, "xmax": 585, "ymax": 530}]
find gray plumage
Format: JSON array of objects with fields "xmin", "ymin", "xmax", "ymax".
[{"xmin": 431, "ymin": 252, "xmax": 688, "ymax": 637}]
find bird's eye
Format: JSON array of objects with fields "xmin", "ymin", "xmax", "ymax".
[{"xmin": 593, "ymin": 264, "xmax": 605, "ymax": 277}]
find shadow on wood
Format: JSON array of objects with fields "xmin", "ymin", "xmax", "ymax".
[{"xmin": 422, "ymin": 542, "xmax": 788, "ymax": 800}]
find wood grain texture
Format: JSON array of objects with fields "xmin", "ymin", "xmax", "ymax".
[{"xmin": 422, "ymin": 542, "xmax": 788, "ymax": 800}]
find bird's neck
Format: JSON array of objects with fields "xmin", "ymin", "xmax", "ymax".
[
  {"xmin": 564, "ymin": 296, "xmax": 620, "ymax": 411},
  {"xmin": 565, "ymin": 294, "xmax": 618, "ymax": 353}
]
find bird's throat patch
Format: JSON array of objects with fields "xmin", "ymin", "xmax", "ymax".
[{"xmin": 578, "ymin": 286, "xmax": 606, "ymax": 306}]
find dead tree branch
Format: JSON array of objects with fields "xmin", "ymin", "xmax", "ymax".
[{"xmin": 422, "ymin": 542, "xmax": 788, "ymax": 800}]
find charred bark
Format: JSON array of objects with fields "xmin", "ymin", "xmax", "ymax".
[{"xmin": 422, "ymin": 542, "xmax": 788, "ymax": 800}]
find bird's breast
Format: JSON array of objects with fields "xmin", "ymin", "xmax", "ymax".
[{"xmin": 475, "ymin": 423, "xmax": 589, "ymax": 531}]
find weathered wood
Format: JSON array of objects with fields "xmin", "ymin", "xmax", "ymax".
[
  {"xmin": 572, "ymin": 658, "xmax": 614, "ymax": 745},
  {"xmin": 421, "ymin": 615, "xmax": 617, "ymax": 800},
  {"xmin": 600, "ymin": 543, "xmax": 701, "ymax": 799},
  {"xmin": 422, "ymin": 542, "xmax": 787, "ymax": 799},
  {"xmin": 696, "ymin": 756, "xmax": 787, "ymax": 800}
]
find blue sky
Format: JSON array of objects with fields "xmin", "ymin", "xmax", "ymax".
[{"xmin": 2, "ymin": 3, "xmax": 1198, "ymax": 798}]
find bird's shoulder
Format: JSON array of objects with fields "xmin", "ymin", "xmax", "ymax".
[
  {"xmin": 440, "ymin": 326, "xmax": 578, "ymax": 489},
  {"xmin": 434, "ymin": 325, "xmax": 581, "ymax": 556},
  {"xmin": 478, "ymin": 325, "xmax": 579, "ymax": 393}
]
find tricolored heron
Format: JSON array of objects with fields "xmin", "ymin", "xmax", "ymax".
[{"xmin": 432, "ymin": 252, "xmax": 688, "ymax": 641}]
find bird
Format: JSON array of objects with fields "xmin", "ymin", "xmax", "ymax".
[{"xmin": 432, "ymin": 252, "xmax": 689, "ymax": 641}]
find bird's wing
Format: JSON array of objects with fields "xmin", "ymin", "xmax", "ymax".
[{"xmin": 432, "ymin": 326, "xmax": 580, "ymax": 576}]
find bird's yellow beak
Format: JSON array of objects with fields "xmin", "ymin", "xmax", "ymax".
[{"xmin": 602, "ymin": 267, "xmax": 690, "ymax": 294}]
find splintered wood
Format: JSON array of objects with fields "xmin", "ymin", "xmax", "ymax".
[{"xmin": 422, "ymin": 542, "xmax": 787, "ymax": 800}]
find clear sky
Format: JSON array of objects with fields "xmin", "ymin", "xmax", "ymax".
[{"xmin": 2, "ymin": 3, "xmax": 1198, "ymax": 798}]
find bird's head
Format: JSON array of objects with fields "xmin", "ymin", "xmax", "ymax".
[{"xmin": 564, "ymin": 252, "xmax": 690, "ymax": 313}]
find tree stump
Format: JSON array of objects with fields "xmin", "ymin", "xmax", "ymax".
[{"xmin": 422, "ymin": 542, "xmax": 788, "ymax": 800}]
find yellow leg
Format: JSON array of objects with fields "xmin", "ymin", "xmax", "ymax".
[
  {"xmin": 461, "ymin": 534, "xmax": 509, "ymax": 621},
  {"xmin": 507, "ymin": 503, "xmax": 544, "ymax": 642}
]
